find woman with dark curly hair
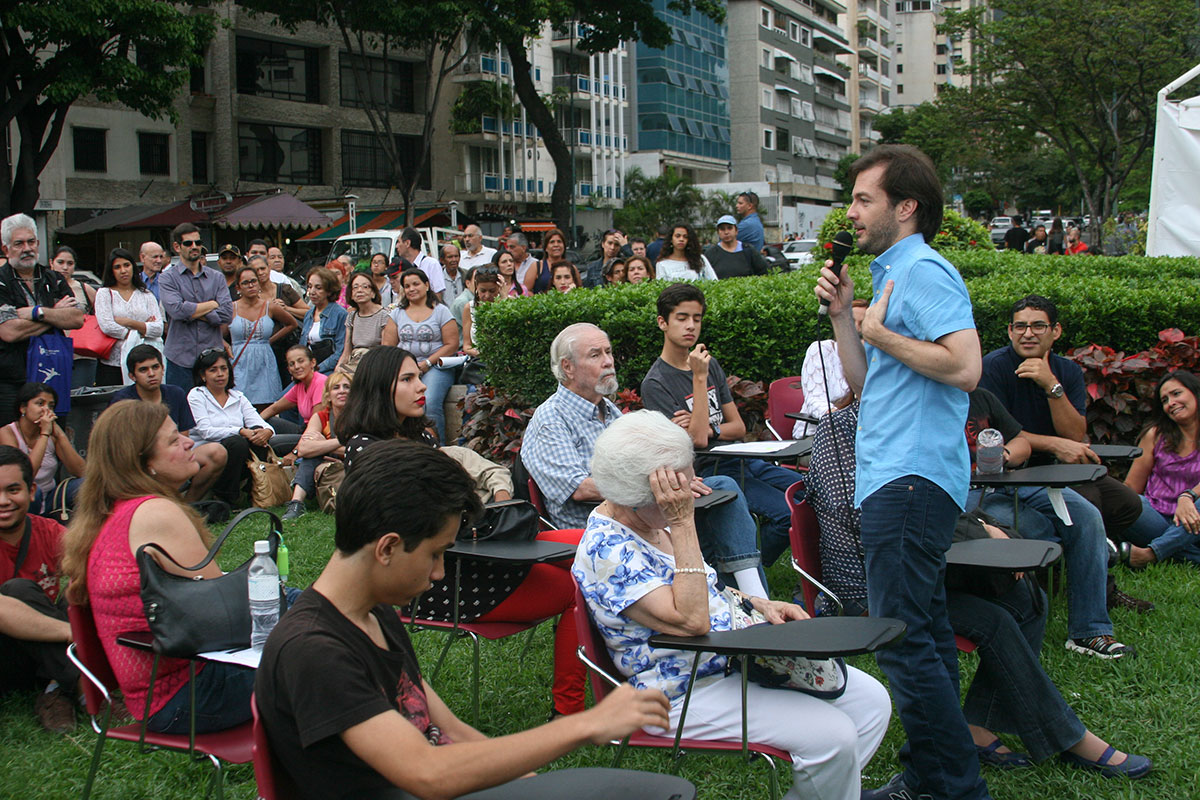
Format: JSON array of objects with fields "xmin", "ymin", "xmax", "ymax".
[{"xmin": 655, "ymin": 223, "xmax": 716, "ymax": 281}]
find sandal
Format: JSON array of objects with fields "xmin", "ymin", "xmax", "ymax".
[
  {"xmin": 1060, "ymin": 745, "xmax": 1152, "ymax": 779},
  {"xmin": 976, "ymin": 739, "xmax": 1032, "ymax": 769}
]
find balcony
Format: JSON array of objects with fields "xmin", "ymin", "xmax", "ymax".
[
  {"xmin": 455, "ymin": 116, "xmax": 540, "ymax": 138},
  {"xmin": 562, "ymin": 128, "xmax": 628, "ymax": 150},
  {"xmin": 859, "ymin": 95, "xmax": 884, "ymax": 113},
  {"xmin": 813, "ymin": 52, "xmax": 850, "ymax": 77},
  {"xmin": 551, "ymin": 21, "xmax": 593, "ymax": 54},
  {"xmin": 813, "ymin": 84, "xmax": 849, "ymax": 106},
  {"xmin": 857, "ymin": 37, "xmax": 893, "ymax": 61}
]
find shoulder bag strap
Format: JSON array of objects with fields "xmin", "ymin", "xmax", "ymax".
[
  {"xmin": 136, "ymin": 507, "xmax": 281, "ymax": 572},
  {"xmin": 11, "ymin": 517, "xmax": 32, "ymax": 580}
]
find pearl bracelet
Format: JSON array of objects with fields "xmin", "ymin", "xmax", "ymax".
[{"xmin": 674, "ymin": 567, "xmax": 706, "ymax": 574}]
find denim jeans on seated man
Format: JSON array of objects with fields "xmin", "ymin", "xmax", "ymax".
[
  {"xmin": 1122, "ymin": 494, "xmax": 1200, "ymax": 567},
  {"xmin": 970, "ymin": 485, "xmax": 1114, "ymax": 641},
  {"xmin": 692, "ymin": 473, "xmax": 769, "ymax": 590},
  {"xmin": 700, "ymin": 458, "xmax": 800, "ymax": 568},
  {"xmin": 861, "ymin": 475, "xmax": 988, "ymax": 800}
]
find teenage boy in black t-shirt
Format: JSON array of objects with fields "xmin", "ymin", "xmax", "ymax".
[{"xmin": 255, "ymin": 440, "xmax": 672, "ymax": 800}]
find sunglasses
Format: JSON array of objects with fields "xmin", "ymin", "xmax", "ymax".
[
  {"xmin": 200, "ymin": 347, "xmax": 226, "ymax": 358},
  {"xmin": 180, "ymin": 239, "xmax": 203, "ymax": 247},
  {"xmin": 475, "ymin": 266, "xmax": 499, "ymax": 276}
]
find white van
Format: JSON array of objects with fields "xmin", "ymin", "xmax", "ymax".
[{"xmin": 327, "ymin": 227, "xmax": 479, "ymax": 266}]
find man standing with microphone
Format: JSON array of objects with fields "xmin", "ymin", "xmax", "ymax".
[{"xmin": 815, "ymin": 145, "xmax": 989, "ymax": 800}]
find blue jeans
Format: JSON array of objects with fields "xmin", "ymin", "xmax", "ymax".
[
  {"xmin": 292, "ymin": 456, "xmax": 318, "ymax": 496},
  {"xmin": 146, "ymin": 660, "xmax": 256, "ymax": 734},
  {"xmin": 972, "ymin": 486, "xmax": 1113, "ymax": 640},
  {"xmin": 165, "ymin": 359, "xmax": 195, "ymax": 391},
  {"xmin": 694, "ymin": 474, "xmax": 767, "ymax": 590},
  {"xmin": 1123, "ymin": 495, "xmax": 1200, "ymax": 566},
  {"xmin": 702, "ymin": 458, "xmax": 801, "ymax": 567},
  {"xmin": 422, "ymin": 363, "xmax": 455, "ymax": 443},
  {"xmin": 949, "ymin": 581, "xmax": 1086, "ymax": 762},
  {"xmin": 861, "ymin": 476, "xmax": 988, "ymax": 800}
]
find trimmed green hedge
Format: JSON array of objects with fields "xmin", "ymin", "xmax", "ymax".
[{"xmin": 475, "ymin": 251, "xmax": 1200, "ymax": 404}]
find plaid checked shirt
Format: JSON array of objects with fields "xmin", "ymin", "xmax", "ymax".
[{"xmin": 522, "ymin": 383, "xmax": 623, "ymax": 528}]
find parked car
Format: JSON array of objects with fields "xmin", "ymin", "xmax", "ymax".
[
  {"xmin": 780, "ymin": 239, "xmax": 818, "ymax": 269},
  {"xmin": 761, "ymin": 245, "xmax": 790, "ymax": 272},
  {"xmin": 989, "ymin": 216, "xmax": 1014, "ymax": 245}
]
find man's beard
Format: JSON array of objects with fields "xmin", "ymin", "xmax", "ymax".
[
  {"xmin": 12, "ymin": 251, "xmax": 37, "ymax": 270},
  {"xmin": 857, "ymin": 214, "xmax": 901, "ymax": 256},
  {"xmin": 595, "ymin": 373, "xmax": 618, "ymax": 396}
]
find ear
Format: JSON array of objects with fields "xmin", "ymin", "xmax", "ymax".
[
  {"xmin": 895, "ymin": 198, "xmax": 919, "ymax": 223},
  {"xmin": 657, "ymin": 315, "xmax": 669, "ymax": 333},
  {"xmin": 375, "ymin": 532, "xmax": 402, "ymax": 566}
]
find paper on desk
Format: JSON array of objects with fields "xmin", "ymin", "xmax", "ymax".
[
  {"xmin": 708, "ymin": 441, "xmax": 794, "ymax": 455},
  {"xmin": 198, "ymin": 647, "xmax": 262, "ymax": 669}
]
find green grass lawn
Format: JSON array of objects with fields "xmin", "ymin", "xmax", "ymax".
[{"xmin": 3, "ymin": 507, "xmax": 1198, "ymax": 799}]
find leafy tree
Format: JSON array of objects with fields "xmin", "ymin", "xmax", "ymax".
[
  {"xmin": 963, "ymin": 189, "xmax": 992, "ymax": 219},
  {"xmin": 612, "ymin": 166, "xmax": 733, "ymax": 241},
  {"xmin": 942, "ymin": 0, "xmax": 1199, "ymax": 236},
  {"xmin": 0, "ymin": 1, "xmax": 215, "ymax": 216},
  {"xmin": 833, "ymin": 153, "xmax": 859, "ymax": 203}
]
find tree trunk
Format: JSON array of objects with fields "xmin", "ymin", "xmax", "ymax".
[{"xmin": 502, "ymin": 37, "xmax": 572, "ymax": 239}]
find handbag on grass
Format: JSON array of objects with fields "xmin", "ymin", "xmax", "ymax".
[
  {"xmin": 313, "ymin": 460, "xmax": 345, "ymax": 514},
  {"xmin": 137, "ymin": 508, "xmax": 283, "ymax": 657},
  {"xmin": 248, "ymin": 449, "xmax": 291, "ymax": 508},
  {"xmin": 722, "ymin": 587, "xmax": 848, "ymax": 699}
]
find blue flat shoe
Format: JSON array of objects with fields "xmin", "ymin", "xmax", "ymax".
[
  {"xmin": 1059, "ymin": 745, "xmax": 1152, "ymax": 779},
  {"xmin": 976, "ymin": 739, "xmax": 1032, "ymax": 768}
]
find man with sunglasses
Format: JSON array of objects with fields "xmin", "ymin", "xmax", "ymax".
[{"xmin": 158, "ymin": 222, "xmax": 233, "ymax": 390}]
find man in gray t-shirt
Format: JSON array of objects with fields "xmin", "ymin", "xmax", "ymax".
[{"xmin": 639, "ymin": 283, "xmax": 801, "ymax": 567}]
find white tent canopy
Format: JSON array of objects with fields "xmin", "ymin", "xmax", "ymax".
[{"xmin": 1147, "ymin": 63, "xmax": 1200, "ymax": 256}]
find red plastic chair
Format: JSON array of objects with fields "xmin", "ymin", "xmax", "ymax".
[
  {"xmin": 766, "ymin": 376, "xmax": 806, "ymax": 441},
  {"xmin": 66, "ymin": 604, "xmax": 253, "ymax": 800},
  {"xmin": 251, "ymin": 694, "xmax": 302, "ymax": 800},
  {"xmin": 571, "ymin": 584, "xmax": 791, "ymax": 800},
  {"xmin": 784, "ymin": 485, "xmax": 977, "ymax": 652}
]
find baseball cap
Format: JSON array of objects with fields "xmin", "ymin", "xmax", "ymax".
[
  {"xmin": 217, "ymin": 243, "xmax": 244, "ymax": 260},
  {"xmin": 387, "ymin": 256, "xmax": 414, "ymax": 277},
  {"xmin": 716, "ymin": 214, "xmax": 738, "ymax": 227}
]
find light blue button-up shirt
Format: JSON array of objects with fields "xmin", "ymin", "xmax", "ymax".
[{"xmin": 854, "ymin": 234, "xmax": 976, "ymax": 509}]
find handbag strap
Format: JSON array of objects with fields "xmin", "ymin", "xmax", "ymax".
[
  {"xmin": 11, "ymin": 518, "xmax": 32, "ymax": 580},
  {"xmin": 231, "ymin": 306, "xmax": 265, "ymax": 369},
  {"xmin": 136, "ymin": 507, "xmax": 282, "ymax": 572}
]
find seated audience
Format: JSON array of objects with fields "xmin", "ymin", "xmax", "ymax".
[
  {"xmin": 0, "ymin": 446, "xmax": 78, "ymax": 732},
  {"xmin": 1121, "ymin": 371, "xmax": 1200, "ymax": 568},
  {"xmin": 655, "ymin": 224, "xmax": 717, "ymax": 281},
  {"xmin": 108, "ymin": 345, "xmax": 227, "ymax": 503},
  {"xmin": 336, "ymin": 347, "xmax": 587, "ymax": 716},
  {"xmin": 260, "ymin": 344, "xmax": 328, "ymax": 432},
  {"xmin": 805, "ymin": 405, "xmax": 1151, "ymax": 779},
  {"xmin": 282, "ymin": 370, "xmax": 351, "ymax": 521},
  {"xmin": 573, "ymin": 410, "xmax": 890, "ymax": 800},
  {"xmin": 298, "ymin": 266, "xmax": 347, "ymax": 375},
  {"xmin": 704, "ymin": 215, "xmax": 770, "ymax": 279},
  {"xmin": 0, "ymin": 383, "xmax": 84, "ymax": 516},
  {"xmin": 551, "ymin": 261, "xmax": 583, "ymax": 293},
  {"xmin": 792, "ymin": 299, "xmax": 868, "ymax": 438},
  {"xmin": 336, "ymin": 271, "xmax": 397, "ymax": 375},
  {"xmin": 186, "ymin": 349, "xmax": 278, "ymax": 508},
  {"xmin": 255, "ymin": 440, "xmax": 671, "ymax": 799},
  {"xmin": 640, "ymin": 283, "xmax": 798, "ymax": 567},
  {"xmin": 461, "ymin": 268, "xmax": 501, "ymax": 359},
  {"xmin": 93, "ymin": 246, "xmax": 163, "ymax": 387},
  {"xmin": 61, "ymin": 401, "xmax": 256, "ymax": 733},
  {"xmin": 522, "ymin": 322, "xmax": 769, "ymax": 597},
  {"xmin": 389, "ymin": 268, "xmax": 459, "ymax": 443},
  {"xmin": 228, "ymin": 265, "xmax": 297, "ymax": 407},
  {"xmin": 624, "ymin": 255, "xmax": 655, "ymax": 284}
]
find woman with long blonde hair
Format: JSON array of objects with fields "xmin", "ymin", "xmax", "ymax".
[{"xmin": 62, "ymin": 400, "xmax": 257, "ymax": 734}]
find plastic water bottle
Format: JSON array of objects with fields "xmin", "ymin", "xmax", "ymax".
[
  {"xmin": 975, "ymin": 428, "xmax": 1005, "ymax": 475},
  {"xmin": 248, "ymin": 540, "xmax": 280, "ymax": 651}
]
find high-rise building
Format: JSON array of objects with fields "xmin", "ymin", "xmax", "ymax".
[
  {"xmin": 892, "ymin": 0, "xmax": 980, "ymax": 107},
  {"xmin": 845, "ymin": 0, "xmax": 895, "ymax": 150}
]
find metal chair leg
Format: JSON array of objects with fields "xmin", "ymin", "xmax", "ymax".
[
  {"xmin": 469, "ymin": 631, "xmax": 481, "ymax": 726},
  {"xmin": 516, "ymin": 623, "xmax": 540, "ymax": 665},
  {"xmin": 80, "ymin": 707, "xmax": 112, "ymax": 800},
  {"xmin": 430, "ymin": 630, "xmax": 461, "ymax": 683},
  {"xmin": 207, "ymin": 754, "xmax": 224, "ymax": 800},
  {"xmin": 754, "ymin": 752, "xmax": 780, "ymax": 800}
]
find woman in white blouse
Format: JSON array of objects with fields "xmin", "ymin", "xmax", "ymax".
[
  {"xmin": 186, "ymin": 349, "xmax": 279, "ymax": 507},
  {"xmin": 94, "ymin": 247, "xmax": 164, "ymax": 386},
  {"xmin": 655, "ymin": 224, "xmax": 717, "ymax": 281}
]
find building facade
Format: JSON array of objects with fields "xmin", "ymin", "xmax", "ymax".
[{"xmin": 892, "ymin": 0, "xmax": 980, "ymax": 107}]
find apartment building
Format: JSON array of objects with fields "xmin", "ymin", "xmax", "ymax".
[
  {"xmin": 845, "ymin": 0, "xmax": 895, "ymax": 150},
  {"xmin": 892, "ymin": 0, "xmax": 980, "ymax": 107}
]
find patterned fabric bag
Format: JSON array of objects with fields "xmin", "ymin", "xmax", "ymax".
[{"xmin": 722, "ymin": 587, "xmax": 848, "ymax": 699}]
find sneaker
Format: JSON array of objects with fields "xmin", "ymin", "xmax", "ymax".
[
  {"xmin": 1066, "ymin": 635, "xmax": 1136, "ymax": 659},
  {"xmin": 34, "ymin": 688, "xmax": 76, "ymax": 733},
  {"xmin": 861, "ymin": 773, "xmax": 930, "ymax": 800},
  {"xmin": 1107, "ymin": 583, "xmax": 1155, "ymax": 613},
  {"xmin": 282, "ymin": 500, "xmax": 306, "ymax": 521}
]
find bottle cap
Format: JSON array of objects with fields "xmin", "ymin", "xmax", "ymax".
[{"xmin": 254, "ymin": 540, "xmax": 270, "ymax": 554}]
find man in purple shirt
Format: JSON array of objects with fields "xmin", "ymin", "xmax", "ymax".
[{"xmin": 158, "ymin": 222, "xmax": 233, "ymax": 390}]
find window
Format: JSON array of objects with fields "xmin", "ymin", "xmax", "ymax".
[
  {"xmin": 777, "ymin": 127, "xmax": 789, "ymax": 152},
  {"xmin": 896, "ymin": 63, "xmax": 903, "ymax": 74},
  {"xmin": 791, "ymin": 97, "xmax": 803, "ymax": 117},
  {"xmin": 340, "ymin": 54, "xmax": 416, "ymax": 112},
  {"xmin": 192, "ymin": 132, "xmax": 209, "ymax": 184},
  {"xmin": 763, "ymin": 127, "xmax": 774, "ymax": 149},
  {"xmin": 936, "ymin": 63, "xmax": 947, "ymax": 75},
  {"xmin": 762, "ymin": 48, "xmax": 771, "ymax": 68},
  {"xmin": 761, "ymin": 7, "xmax": 772, "ymax": 27},
  {"xmin": 236, "ymin": 36, "xmax": 320, "ymax": 103},
  {"xmin": 341, "ymin": 130, "xmax": 430, "ymax": 189},
  {"xmin": 762, "ymin": 88, "xmax": 773, "ymax": 109},
  {"xmin": 788, "ymin": 20, "xmax": 801, "ymax": 41},
  {"xmin": 800, "ymin": 26, "xmax": 812, "ymax": 47},
  {"xmin": 801, "ymin": 100, "xmax": 815, "ymax": 120},
  {"xmin": 897, "ymin": 83, "xmax": 904, "ymax": 94},
  {"xmin": 72, "ymin": 127, "xmax": 106, "ymax": 173},
  {"xmin": 138, "ymin": 132, "xmax": 170, "ymax": 176},
  {"xmin": 799, "ymin": 64, "xmax": 813, "ymax": 83},
  {"xmin": 238, "ymin": 124, "xmax": 323, "ymax": 184},
  {"xmin": 936, "ymin": 43, "xmax": 948, "ymax": 55}
]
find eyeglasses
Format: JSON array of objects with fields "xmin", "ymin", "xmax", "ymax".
[
  {"xmin": 239, "ymin": 279, "xmax": 259, "ymax": 286},
  {"xmin": 180, "ymin": 239, "xmax": 202, "ymax": 247},
  {"xmin": 1010, "ymin": 321, "xmax": 1051, "ymax": 334}
]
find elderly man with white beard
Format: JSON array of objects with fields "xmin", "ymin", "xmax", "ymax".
[{"xmin": 521, "ymin": 322, "xmax": 770, "ymax": 597}]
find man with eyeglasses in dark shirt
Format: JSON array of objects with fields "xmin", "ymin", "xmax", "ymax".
[{"xmin": 158, "ymin": 223, "xmax": 233, "ymax": 390}]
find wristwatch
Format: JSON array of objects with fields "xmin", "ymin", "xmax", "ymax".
[
  {"xmin": 1046, "ymin": 383, "xmax": 1064, "ymax": 399},
  {"xmin": 1180, "ymin": 490, "xmax": 1198, "ymax": 504}
]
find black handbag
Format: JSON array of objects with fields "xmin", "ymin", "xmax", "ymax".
[
  {"xmin": 459, "ymin": 499, "xmax": 539, "ymax": 542},
  {"xmin": 137, "ymin": 507, "xmax": 284, "ymax": 657},
  {"xmin": 308, "ymin": 336, "xmax": 335, "ymax": 364}
]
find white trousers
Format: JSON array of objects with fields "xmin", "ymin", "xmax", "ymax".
[{"xmin": 663, "ymin": 666, "xmax": 890, "ymax": 800}]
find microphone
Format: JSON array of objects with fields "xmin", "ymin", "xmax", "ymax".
[{"xmin": 818, "ymin": 231, "xmax": 855, "ymax": 316}]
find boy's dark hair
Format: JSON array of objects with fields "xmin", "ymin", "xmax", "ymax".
[
  {"xmin": 125, "ymin": 344, "xmax": 163, "ymax": 375},
  {"xmin": 657, "ymin": 224, "xmax": 671, "ymax": 238},
  {"xmin": 15, "ymin": 382, "xmax": 57, "ymax": 415},
  {"xmin": 0, "ymin": 444, "xmax": 34, "ymax": 488},
  {"xmin": 657, "ymin": 282, "xmax": 707, "ymax": 320},
  {"xmin": 248, "ymin": 238, "xmax": 269, "ymax": 250},
  {"xmin": 631, "ymin": 237, "xmax": 646, "ymax": 247},
  {"xmin": 335, "ymin": 439, "xmax": 482, "ymax": 553},
  {"xmin": 170, "ymin": 222, "xmax": 199, "ymax": 245},
  {"xmin": 847, "ymin": 144, "xmax": 944, "ymax": 243},
  {"xmin": 1009, "ymin": 294, "xmax": 1058, "ymax": 326},
  {"xmin": 192, "ymin": 348, "xmax": 235, "ymax": 389},
  {"xmin": 336, "ymin": 347, "xmax": 430, "ymax": 444}
]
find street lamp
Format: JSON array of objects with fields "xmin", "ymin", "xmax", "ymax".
[{"xmin": 448, "ymin": 199, "xmax": 459, "ymax": 230}]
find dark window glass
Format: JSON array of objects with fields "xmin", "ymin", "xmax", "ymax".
[
  {"xmin": 192, "ymin": 131, "xmax": 209, "ymax": 184},
  {"xmin": 776, "ymin": 127, "xmax": 789, "ymax": 152},
  {"xmin": 138, "ymin": 133, "xmax": 170, "ymax": 176},
  {"xmin": 73, "ymin": 128, "xmax": 107, "ymax": 173},
  {"xmin": 339, "ymin": 54, "xmax": 416, "ymax": 112},
  {"xmin": 238, "ymin": 124, "xmax": 323, "ymax": 184},
  {"xmin": 236, "ymin": 36, "xmax": 320, "ymax": 103},
  {"xmin": 340, "ymin": 130, "xmax": 430, "ymax": 190}
]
